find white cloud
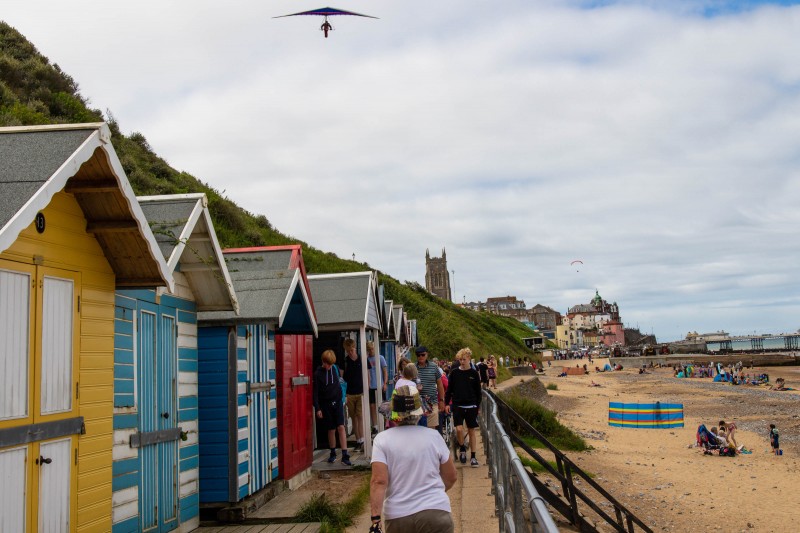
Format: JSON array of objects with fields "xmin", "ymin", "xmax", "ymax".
[{"xmin": 4, "ymin": 0, "xmax": 800, "ymax": 341}]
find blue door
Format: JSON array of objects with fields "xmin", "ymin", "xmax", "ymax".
[{"xmin": 138, "ymin": 301, "xmax": 179, "ymax": 532}]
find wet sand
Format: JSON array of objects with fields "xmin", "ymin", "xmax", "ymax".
[{"xmin": 511, "ymin": 360, "xmax": 800, "ymax": 532}]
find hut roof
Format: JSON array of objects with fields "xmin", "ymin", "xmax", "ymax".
[
  {"xmin": 198, "ymin": 246, "xmax": 316, "ymax": 335},
  {"xmin": 308, "ymin": 271, "xmax": 382, "ymax": 331},
  {"xmin": 138, "ymin": 193, "xmax": 239, "ymax": 313},
  {"xmin": 0, "ymin": 123, "xmax": 172, "ymax": 290}
]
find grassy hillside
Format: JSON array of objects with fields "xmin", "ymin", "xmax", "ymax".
[{"xmin": 0, "ymin": 21, "xmax": 540, "ymax": 360}]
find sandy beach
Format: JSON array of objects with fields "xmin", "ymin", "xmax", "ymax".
[{"xmin": 505, "ymin": 360, "xmax": 800, "ymax": 532}]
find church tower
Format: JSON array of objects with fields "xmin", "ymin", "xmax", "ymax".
[{"xmin": 425, "ymin": 248, "xmax": 452, "ymax": 302}]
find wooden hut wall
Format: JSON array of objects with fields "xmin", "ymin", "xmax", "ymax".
[
  {"xmin": 111, "ymin": 274, "xmax": 201, "ymax": 532},
  {"xmin": 0, "ymin": 192, "xmax": 116, "ymax": 532},
  {"xmin": 198, "ymin": 323, "xmax": 278, "ymax": 504}
]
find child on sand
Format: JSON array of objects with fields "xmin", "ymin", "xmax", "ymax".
[
  {"xmin": 719, "ymin": 420, "xmax": 738, "ymax": 449},
  {"xmin": 769, "ymin": 424, "xmax": 781, "ymax": 455}
]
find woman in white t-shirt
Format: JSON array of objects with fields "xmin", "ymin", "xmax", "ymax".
[{"xmin": 369, "ymin": 385, "xmax": 457, "ymax": 533}]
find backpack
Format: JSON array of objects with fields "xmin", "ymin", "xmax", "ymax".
[
  {"xmin": 332, "ymin": 364, "xmax": 347, "ymax": 404},
  {"xmin": 719, "ymin": 447, "xmax": 736, "ymax": 457}
]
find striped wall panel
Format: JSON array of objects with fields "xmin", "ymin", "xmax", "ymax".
[{"xmin": 608, "ymin": 402, "xmax": 684, "ymax": 428}]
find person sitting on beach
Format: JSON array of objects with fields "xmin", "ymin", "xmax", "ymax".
[
  {"xmin": 719, "ymin": 420, "xmax": 738, "ymax": 449},
  {"xmin": 589, "ymin": 380, "xmax": 601, "ymax": 387},
  {"xmin": 709, "ymin": 427, "xmax": 728, "ymax": 447},
  {"xmin": 771, "ymin": 378, "xmax": 787, "ymax": 391}
]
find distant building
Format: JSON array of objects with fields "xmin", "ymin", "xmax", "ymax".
[
  {"xmin": 529, "ymin": 304, "xmax": 562, "ymax": 331},
  {"xmin": 486, "ymin": 295, "xmax": 528, "ymax": 320},
  {"xmin": 557, "ymin": 289, "xmax": 625, "ymax": 349},
  {"xmin": 425, "ymin": 248, "xmax": 451, "ymax": 301},
  {"xmin": 462, "ymin": 300, "xmax": 485, "ymax": 312},
  {"xmin": 685, "ymin": 330, "xmax": 730, "ymax": 342}
]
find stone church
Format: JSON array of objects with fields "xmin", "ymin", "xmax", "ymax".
[{"xmin": 425, "ymin": 248, "xmax": 452, "ymax": 301}]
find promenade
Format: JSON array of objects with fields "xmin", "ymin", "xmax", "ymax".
[{"xmin": 347, "ymin": 426, "xmax": 499, "ymax": 533}]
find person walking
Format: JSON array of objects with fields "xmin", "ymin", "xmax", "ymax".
[
  {"xmin": 313, "ymin": 350, "xmax": 351, "ymax": 465},
  {"xmin": 476, "ymin": 357, "xmax": 489, "ymax": 389},
  {"xmin": 342, "ymin": 338, "xmax": 365, "ymax": 451},
  {"xmin": 370, "ymin": 385, "xmax": 457, "ymax": 533},
  {"xmin": 415, "ymin": 346, "xmax": 446, "ymax": 434},
  {"xmin": 445, "ymin": 348, "xmax": 482, "ymax": 467}
]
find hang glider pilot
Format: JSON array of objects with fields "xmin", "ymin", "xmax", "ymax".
[{"xmin": 321, "ymin": 19, "xmax": 333, "ymax": 38}]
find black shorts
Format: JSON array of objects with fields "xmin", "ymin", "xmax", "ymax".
[
  {"xmin": 369, "ymin": 389, "xmax": 384, "ymax": 405},
  {"xmin": 453, "ymin": 406, "xmax": 479, "ymax": 429},
  {"xmin": 320, "ymin": 399, "xmax": 344, "ymax": 430}
]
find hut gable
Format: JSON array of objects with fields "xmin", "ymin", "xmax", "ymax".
[
  {"xmin": 199, "ymin": 246, "xmax": 317, "ymax": 335},
  {"xmin": 138, "ymin": 193, "xmax": 239, "ymax": 313},
  {"xmin": 307, "ymin": 271, "xmax": 382, "ymax": 331},
  {"xmin": 0, "ymin": 123, "xmax": 172, "ymax": 290}
]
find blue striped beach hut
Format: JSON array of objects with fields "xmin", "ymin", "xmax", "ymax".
[
  {"xmin": 112, "ymin": 193, "xmax": 238, "ymax": 533},
  {"xmin": 196, "ymin": 247, "xmax": 317, "ymax": 512}
]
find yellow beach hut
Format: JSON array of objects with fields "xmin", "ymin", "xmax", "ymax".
[{"xmin": 0, "ymin": 123, "xmax": 172, "ymax": 532}]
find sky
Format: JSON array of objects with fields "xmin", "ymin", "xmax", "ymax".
[{"xmin": 4, "ymin": 0, "xmax": 800, "ymax": 342}]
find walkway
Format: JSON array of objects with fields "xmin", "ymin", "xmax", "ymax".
[
  {"xmin": 347, "ymin": 419, "xmax": 499, "ymax": 532},
  {"xmin": 196, "ymin": 524, "xmax": 321, "ymax": 532}
]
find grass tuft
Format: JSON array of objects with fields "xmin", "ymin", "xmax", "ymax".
[
  {"xmin": 500, "ymin": 392, "xmax": 589, "ymax": 452},
  {"xmin": 296, "ymin": 474, "xmax": 371, "ymax": 533},
  {"xmin": 545, "ymin": 383, "xmax": 558, "ymax": 390}
]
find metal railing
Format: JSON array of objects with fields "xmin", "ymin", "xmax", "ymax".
[
  {"xmin": 479, "ymin": 389, "xmax": 560, "ymax": 533},
  {"xmin": 484, "ymin": 389, "xmax": 654, "ymax": 533}
]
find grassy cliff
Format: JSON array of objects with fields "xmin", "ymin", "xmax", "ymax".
[{"xmin": 0, "ymin": 21, "xmax": 540, "ymax": 360}]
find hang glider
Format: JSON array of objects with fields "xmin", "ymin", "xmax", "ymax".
[{"xmin": 274, "ymin": 7, "xmax": 378, "ymax": 38}]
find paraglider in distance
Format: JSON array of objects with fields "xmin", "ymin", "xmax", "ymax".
[
  {"xmin": 274, "ymin": 7, "xmax": 378, "ymax": 38},
  {"xmin": 570, "ymin": 259, "xmax": 583, "ymax": 272}
]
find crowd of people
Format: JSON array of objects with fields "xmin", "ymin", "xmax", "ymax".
[
  {"xmin": 697, "ymin": 419, "xmax": 782, "ymax": 457},
  {"xmin": 313, "ymin": 342, "xmax": 512, "ymax": 532}
]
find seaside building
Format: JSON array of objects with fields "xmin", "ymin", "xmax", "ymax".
[
  {"xmin": 529, "ymin": 304, "xmax": 562, "ymax": 331},
  {"xmin": 486, "ymin": 295, "xmax": 528, "ymax": 320},
  {"xmin": 424, "ymin": 248, "xmax": 451, "ymax": 301},
  {"xmin": 557, "ymin": 290, "xmax": 625, "ymax": 349}
]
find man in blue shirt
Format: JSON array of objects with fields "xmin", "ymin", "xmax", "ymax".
[{"xmin": 415, "ymin": 346, "xmax": 445, "ymax": 434}]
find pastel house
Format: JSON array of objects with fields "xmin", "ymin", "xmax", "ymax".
[
  {"xmin": 111, "ymin": 193, "xmax": 239, "ymax": 533},
  {"xmin": 197, "ymin": 245, "xmax": 317, "ymax": 518},
  {"xmin": 0, "ymin": 123, "xmax": 172, "ymax": 532}
]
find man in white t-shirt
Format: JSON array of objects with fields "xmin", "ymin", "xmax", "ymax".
[{"xmin": 370, "ymin": 385, "xmax": 457, "ymax": 533}]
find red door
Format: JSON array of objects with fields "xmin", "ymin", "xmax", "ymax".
[{"xmin": 276, "ymin": 335, "xmax": 314, "ymax": 480}]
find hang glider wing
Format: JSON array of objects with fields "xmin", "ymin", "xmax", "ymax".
[{"xmin": 274, "ymin": 7, "xmax": 378, "ymax": 19}]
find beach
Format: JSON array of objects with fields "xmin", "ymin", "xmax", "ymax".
[{"xmin": 507, "ymin": 360, "xmax": 800, "ymax": 532}]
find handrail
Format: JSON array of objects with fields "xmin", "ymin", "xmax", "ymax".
[
  {"xmin": 479, "ymin": 389, "xmax": 560, "ymax": 533},
  {"xmin": 489, "ymin": 389, "xmax": 653, "ymax": 533}
]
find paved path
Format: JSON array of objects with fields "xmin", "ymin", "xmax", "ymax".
[
  {"xmin": 196, "ymin": 524, "xmax": 321, "ymax": 532},
  {"xmin": 347, "ymin": 420, "xmax": 499, "ymax": 532}
]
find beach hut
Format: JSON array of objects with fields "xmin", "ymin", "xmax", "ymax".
[
  {"xmin": 111, "ymin": 194, "xmax": 238, "ymax": 533},
  {"xmin": 380, "ymin": 299, "xmax": 398, "ymax": 396},
  {"xmin": 307, "ymin": 271, "xmax": 382, "ymax": 459},
  {"xmin": 196, "ymin": 246, "xmax": 317, "ymax": 513},
  {"xmin": 0, "ymin": 123, "xmax": 172, "ymax": 532}
]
